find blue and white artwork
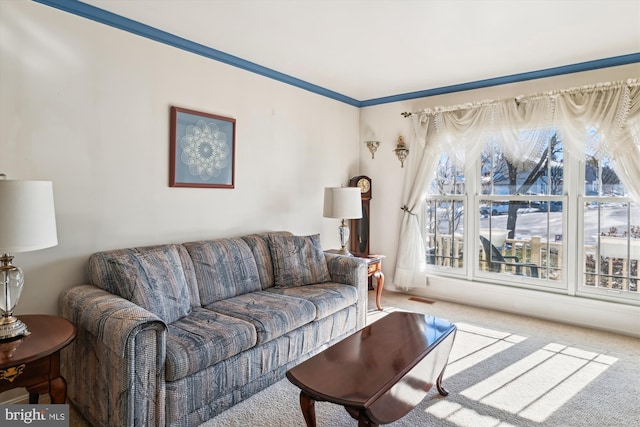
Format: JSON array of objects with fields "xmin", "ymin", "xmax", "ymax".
[{"xmin": 171, "ymin": 108, "xmax": 235, "ymax": 188}]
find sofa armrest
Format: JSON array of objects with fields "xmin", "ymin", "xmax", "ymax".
[
  {"xmin": 61, "ymin": 285, "xmax": 167, "ymax": 427},
  {"xmin": 324, "ymin": 253, "xmax": 369, "ymax": 329}
]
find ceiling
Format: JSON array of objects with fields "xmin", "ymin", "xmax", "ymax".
[{"xmin": 71, "ymin": 1, "xmax": 640, "ymax": 103}]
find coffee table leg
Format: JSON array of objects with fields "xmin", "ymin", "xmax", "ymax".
[
  {"xmin": 436, "ymin": 366, "xmax": 449, "ymax": 396},
  {"xmin": 358, "ymin": 414, "xmax": 378, "ymax": 427},
  {"xmin": 345, "ymin": 407, "xmax": 379, "ymax": 427},
  {"xmin": 299, "ymin": 391, "xmax": 317, "ymax": 427}
]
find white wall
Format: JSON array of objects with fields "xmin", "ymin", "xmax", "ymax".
[
  {"xmin": 0, "ymin": 1, "xmax": 360, "ymax": 319},
  {"xmin": 359, "ymin": 64, "xmax": 640, "ymax": 336}
]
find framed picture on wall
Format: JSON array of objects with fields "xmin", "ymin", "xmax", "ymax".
[{"xmin": 169, "ymin": 106, "xmax": 236, "ymax": 188}]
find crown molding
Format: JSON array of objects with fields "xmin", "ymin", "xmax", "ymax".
[{"xmin": 34, "ymin": 0, "xmax": 640, "ymax": 108}]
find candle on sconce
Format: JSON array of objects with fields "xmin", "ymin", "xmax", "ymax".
[{"xmin": 393, "ymin": 136, "xmax": 409, "ymax": 167}]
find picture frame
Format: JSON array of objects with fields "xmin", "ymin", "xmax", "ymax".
[{"xmin": 170, "ymin": 106, "xmax": 236, "ymax": 188}]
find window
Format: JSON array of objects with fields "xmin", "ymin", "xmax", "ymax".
[
  {"xmin": 398, "ymin": 79, "xmax": 638, "ymax": 306},
  {"xmin": 476, "ymin": 131, "xmax": 565, "ymax": 286},
  {"xmin": 423, "ymin": 129, "xmax": 638, "ymax": 303},
  {"xmin": 424, "ymin": 154, "xmax": 465, "ymax": 272},
  {"xmin": 579, "ymin": 155, "xmax": 639, "ymax": 302},
  {"xmin": 424, "ymin": 198, "xmax": 465, "ymax": 270}
]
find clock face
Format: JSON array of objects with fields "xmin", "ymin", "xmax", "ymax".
[{"xmin": 357, "ymin": 178, "xmax": 370, "ymax": 194}]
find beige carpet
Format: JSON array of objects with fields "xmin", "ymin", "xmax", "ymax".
[{"xmin": 201, "ymin": 290, "xmax": 640, "ymax": 427}]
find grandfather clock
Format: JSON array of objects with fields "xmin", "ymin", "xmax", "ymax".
[{"xmin": 349, "ymin": 175, "xmax": 371, "ymax": 256}]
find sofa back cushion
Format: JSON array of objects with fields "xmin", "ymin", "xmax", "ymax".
[
  {"xmin": 87, "ymin": 244, "xmax": 198, "ymax": 324},
  {"xmin": 268, "ymin": 234, "xmax": 331, "ymax": 288},
  {"xmin": 183, "ymin": 238, "xmax": 261, "ymax": 305},
  {"xmin": 241, "ymin": 231, "xmax": 292, "ymax": 289}
]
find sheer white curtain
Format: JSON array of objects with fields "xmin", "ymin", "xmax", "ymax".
[
  {"xmin": 394, "ymin": 115, "xmax": 438, "ymax": 286},
  {"xmin": 394, "ymin": 79, "xmax": 640, "ymax": 289}
]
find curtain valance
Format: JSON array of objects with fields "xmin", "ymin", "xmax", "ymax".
[{"xmin": 405, "ymin": 78, "xmax": 639, "ymax": 200}]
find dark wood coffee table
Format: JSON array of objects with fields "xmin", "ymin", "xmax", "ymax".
[{"xmin": 286, "ymin": 311, "xmax": 457, "ymax": 427}]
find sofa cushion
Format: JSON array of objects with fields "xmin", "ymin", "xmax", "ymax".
[
  {"xmin": 183, "ymin": 238, "xmax": 262, "ymax": 305},
  {"xmin": 206, "ymin": 291, "xmax": 316, "ymax": 344},
  {"xmin": 87, "ymin": 244, "xmax": 194, "ymax": 324},
  {"xmin": 265, "ymin": 282, "xmax": 358, "ymax": 320},
  {"xmin": 165, "ymin": 308, "xmax": 257, "ymax": 382},
  {"xmin": 268, "ymin": 234, "xmax": 330, "ymax": 288},
  {"xmin": 241, "ymin": 232, "xmax": 292, "ymax": 289}
]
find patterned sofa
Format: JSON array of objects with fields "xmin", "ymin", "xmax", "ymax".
[{"xmin": 60, "ymin": 232, "xmax": 367, "ymax": 427}]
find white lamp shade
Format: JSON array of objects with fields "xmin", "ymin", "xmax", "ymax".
[
  {"xmin": 323, "ymin": 187, "xmax": 362, "ymax": 219},
  {"xmin": 0, "ymin": 180, "xmax": 58, "ymax": 253}
]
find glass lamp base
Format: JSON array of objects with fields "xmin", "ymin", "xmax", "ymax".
[
  {"xmin": 337, "ymin": 246, "xmax": 353, "ymax": 256},
  {"xmin": 0, "ymin": 316, "xmax": 30, "ymax": 340},
  {"xmin": 337, "ymin": 220, "xmax": 353, "ymax": 256}
]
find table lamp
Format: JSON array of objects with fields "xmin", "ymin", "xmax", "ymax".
[
  {"xmin": 0, "ymin": 178, "xmax": 58, "ymax": 340},
  {"xmin": 323, "ymin": 187, "xmax": 362, "ymax": 256}
]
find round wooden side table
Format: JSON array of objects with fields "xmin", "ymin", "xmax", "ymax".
[{"xmin": 0, "ymin": 315, "xmax": 76, "ymax": 404}]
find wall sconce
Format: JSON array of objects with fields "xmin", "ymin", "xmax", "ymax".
[
  {"xmin": 393, "ymin": 136, "xmax": 409, "ymax": 167},
  {"xmin": 363, "ymin": 140, "xmax": 380, "ymax": 159}
]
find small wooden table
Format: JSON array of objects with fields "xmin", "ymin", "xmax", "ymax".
[
  {"xmin": 360, "ymin": 254, "xmax": 385, "ymax": 311},
  {"xmin": 287, "ymin": 311, "xmax": 457, "ymax": 427},
  {"xmin": 0, "ymin": 315, "xmax": 76, "ymax": 404}
]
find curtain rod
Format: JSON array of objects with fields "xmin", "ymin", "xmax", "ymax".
[{"xmin": 401, "ymin": 78, "xmax": 638, "ymax": 118}]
